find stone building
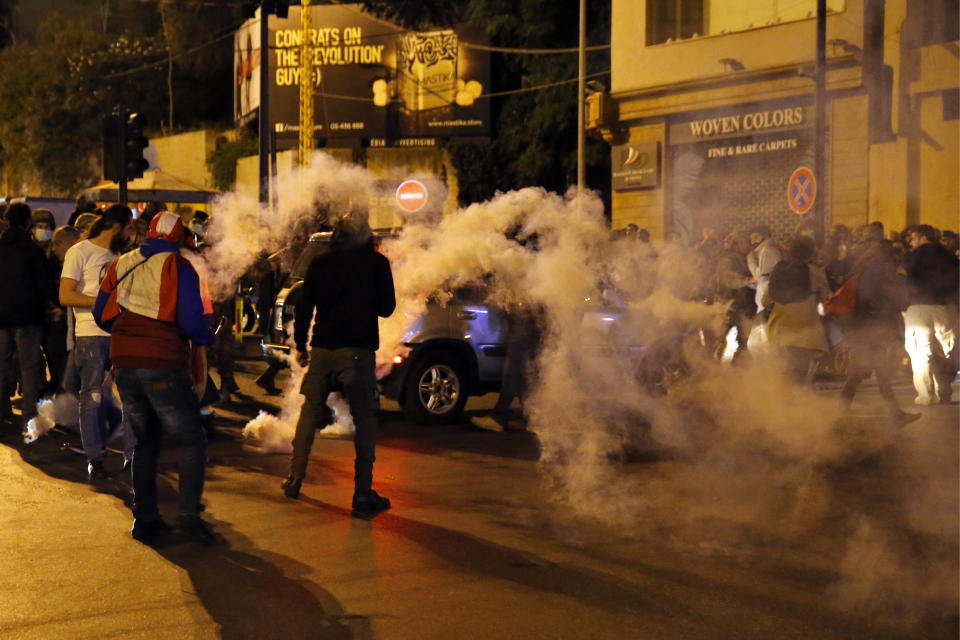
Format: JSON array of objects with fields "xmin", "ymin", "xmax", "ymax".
[{"xmin": 594, "ymin": 0, "xmax": 958, "ymax": 242}]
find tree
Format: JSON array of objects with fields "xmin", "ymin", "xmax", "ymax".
[
  {"xmin": 0, "ymin": 3, "xmax": 244, "ymax": 195},
  {"xmin": 0, "ymin": 12, "xmax": 167, "ymax": 194}
]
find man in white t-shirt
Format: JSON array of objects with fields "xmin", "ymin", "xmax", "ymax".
[{"xmin": 60, "ymin": 204, "xmax": 133, "ymax": 479}]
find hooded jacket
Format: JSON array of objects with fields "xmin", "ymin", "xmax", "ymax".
[
  {"xmin": 0, "ymin": 227, "xmax": 52, "ymax": 326},
  {"xmin": 93, "ymin": 236, "xmax": 214, "ymax": 371}
]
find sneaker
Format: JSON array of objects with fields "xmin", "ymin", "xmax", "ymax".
[
  {"xmin": 87, "ymin": 459, "xmax": 110, "ymax": 480},
  {"xmin": 281, "ymin": 475, "xmax": 302, "ymax": 499},
  {"xmin": 131, "ymin": 517, "xmax": 170, "ymax": 543},
  {"xmin": 471, "ymin": 415, "xmax": 505, "ymax": 432},
  {"xmin": 174, "ymin": 515, "xmax": 215, "ymax": 546},
  {"xmin": 352, "ymin": 490, "xmax": 391, "ymax": 518}
]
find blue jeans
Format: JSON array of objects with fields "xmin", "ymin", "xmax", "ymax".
[
  {"xmin": 74, "ymin": 336, "xmax": 135, "ymax": 461},
  {"xmin": 0, "ymin": 324, "xmax": 44, "ymax": 421},
  {"xmin": 114, "ymin": 367, "xmax": 207, "ymax": 519}
]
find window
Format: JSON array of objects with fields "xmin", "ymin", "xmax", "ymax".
[
  {"xmin": 647, "ymin": 0, "xmax": 704, "ymax": 45},
  {"xmin": 646, "ymin": 0, "xmax": 846, "ymax": 45}
]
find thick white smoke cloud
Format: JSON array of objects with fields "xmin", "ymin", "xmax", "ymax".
[{"xmin": 212, "ymin": 152, "xmax": 951, "ymax": 625}]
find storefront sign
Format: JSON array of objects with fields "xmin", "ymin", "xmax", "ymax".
[
  {"xmin": 670, "ymin": 105, "xmax": 811, "ymax": 145},
  {"xmin": 612, "ymin": 142, "xmax": 660, "ymax": 190}
]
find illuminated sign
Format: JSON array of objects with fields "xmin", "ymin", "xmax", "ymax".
[{"xmin": 235, "ymin": 4, "xmax": 490, "ymax": 146}]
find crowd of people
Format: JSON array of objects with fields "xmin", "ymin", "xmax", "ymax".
[
  {"xmin": 0, "ymin": 198, "xmax": 396, "ymax": 544},
  {"xmin": 615, "ymin": 219, "xmax": 959, "ymax": 423}
]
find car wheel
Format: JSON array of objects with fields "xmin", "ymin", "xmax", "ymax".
[{"xmin": 402, "ymin": 353, "xmax": 469, "ymax": 425}]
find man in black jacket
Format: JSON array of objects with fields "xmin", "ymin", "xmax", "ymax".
[
  {"xmin": 0, "ymin": 203, "xmax": 52, "ymax": 425},
  {"xmin": 282, "ymin": 213, "xmax": 396, "ymax": 517},
  {"xmin": 903, "ymin": 225, "xmax": 959, "ymax": 405}
]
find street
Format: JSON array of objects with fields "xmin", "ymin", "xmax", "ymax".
[{"xmin": 0, "ymin": 350, "xmax": 957, "ymax": 640}]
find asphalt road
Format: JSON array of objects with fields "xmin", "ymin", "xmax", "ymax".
[{"xmin": 0, "ymin": 352, "xmax": 957, "ymax": 640}]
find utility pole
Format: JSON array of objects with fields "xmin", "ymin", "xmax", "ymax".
[
  {"xmin": 813, "ymin": 0, "xmax": 827, "ymax": 244},
  {"xmin": 258, "ymin": 5, "xmax": 270, "ymax": 204},
  {"xmin": 576, "ymin": 0, "xmax": 586, "ymax": 204},
  {"xmin": 298, "ymin": 0, "xmax": 315, "ymax": 168}
]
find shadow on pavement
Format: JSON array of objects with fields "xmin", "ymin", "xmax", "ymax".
[{"xmin": 147, "ymin": 520, "xmax": 371, "ymax": 640}]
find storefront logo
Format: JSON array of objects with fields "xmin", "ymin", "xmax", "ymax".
[
  {"xmin": 670, "ymin": 105, "xmax": 809, "ymax": 145},
  {"xmin": 612, "ymin": 142, "xmax": 660, "ymax": 191},
  {"xmin": 622, "ymin": 146, "xmax": 649, "ymax": 167}
]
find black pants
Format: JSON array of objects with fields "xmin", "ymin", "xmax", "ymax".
[{"xmin": 290, "ymin": 348, "xmax": 379, "ymax": 492}]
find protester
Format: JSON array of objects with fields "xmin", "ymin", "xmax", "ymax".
[
  {"xmin": 60, "ymin": 204, "xmax": 133, "ymax": 478},
  {"xmin": 282, "ymin": 212, "xmax": 396, "ymax": 518},
  {"xmin": 941, "ymin": 230, "xmax": 959, "ymax": 257},
  {"xmin": 93, "ymin": 211, "xmax": 217, "ymax": 544},
  {"xmin": 839, "ymin": 225, "xmax": 919, "ymax": 424},
  {"xmin": 31, "ymin": 208, "xmax": 56, "ymax": 255},
  {"xmin": 823, "ymin": 225, "xmax": 853, "ymax": 291},
  {"xmin": 762, "ymin": 236, "xmax": 828, "ymax": 383},
  {"xmin": 43, "ymin": 226, "xmax": 81, "ymax": 396},
  {"xmin": 902, "ymin": 224, "xmax": 959, "ymax": 405},
  {"xmin": 0, "ymin": 203, "xmax": 51, "ymax": 426},
  {"xmin": 472, "ymin": 306, "xmax": 542, "ymax": 431},
  {"xmin": 67, "ymin": 194, "xmax": 97, "ymax": 227},
  {"xmin": 714, "ymin": 230, "xmax": 756, "ymax": 362},
  {"xmin": 746, "ymin": 224, "xmax": 782, "ymax": 315},
  {"xmin": 74, "ymin": 212, "xmax": 98, "ymax": 236}
]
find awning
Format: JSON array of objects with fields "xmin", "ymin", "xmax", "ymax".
[{"xmin": 82, "ymin": 169, "xmax": 219, "ymax": 203}]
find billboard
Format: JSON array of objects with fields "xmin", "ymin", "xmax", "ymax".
[
  {"xmin": 234, "ymin": 4, "xmax": 490, "ymax": 146},
  {"xmin": 234, "ymin": 16, "xmax": 261, "ymax": 122}
]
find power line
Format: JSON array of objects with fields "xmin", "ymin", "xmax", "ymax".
[{"xmin": 309, "ymin": 69, "xmax": 611, "ymax": 103}]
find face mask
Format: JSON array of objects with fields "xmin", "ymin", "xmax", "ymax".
[{"xmin": 34, "ymin": 228, "xmax": 52, "ymax": 243}]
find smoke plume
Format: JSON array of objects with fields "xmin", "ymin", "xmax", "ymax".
[{"xmin": 212, "ymin": 152, "xmax": 952, "ymax": 625}]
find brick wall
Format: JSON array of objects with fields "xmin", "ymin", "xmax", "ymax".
[{"xmin": 668, "ymin": 134, "xmax": 826, "ymax": 245}]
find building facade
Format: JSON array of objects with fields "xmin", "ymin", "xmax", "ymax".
[{"xmin": 598, "ymin": 0, "xmax": 959, "ymax": 242}]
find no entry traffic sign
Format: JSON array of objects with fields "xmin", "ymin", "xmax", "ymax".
[
  {"xmin": 787, "ymin": 166, "xmax": 816, "ymax": 215},
  {"xmin": 396, "ymin": 179, "xmax": 428, "ymax": 213}
]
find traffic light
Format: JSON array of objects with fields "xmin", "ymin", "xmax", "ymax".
[
  {"xmin": 123, "ymin": 112, "xmax": 149, "ymax": 180},
  {"xmin": 262, "ymin": 1, "xmax": 289, "ymax": 18},
  {"xmin": 102, "ymin": 111, "xmax": 149, "ymax": 182},
  {"xmin": 102, "ymin": 114, "xmax": 123, "ymax": 182}
]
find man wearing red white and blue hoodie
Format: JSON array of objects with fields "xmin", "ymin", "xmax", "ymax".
[{"xmin": 93, "ymin": 211, "xmax": 216, "ymax": 545}]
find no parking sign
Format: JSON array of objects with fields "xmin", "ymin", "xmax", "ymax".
[{"xmin": 787, "ymin": 167, "xmax": 816, "ymax": 215}]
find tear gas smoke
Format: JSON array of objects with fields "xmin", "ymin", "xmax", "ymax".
[
  {"xmin": 221, "ymin": 152, "xmax": 952, "ymax": 623},
  {"xmin": 24, "ymin": 399, "xmax": 56, "ymax": 443},
  {"xmin": 241, "ymin": 317, "xmax": 354, "ymax": 452},
  {"xmin": 26, "ymin": 393, "xmax": 82, "ymax": 443}
]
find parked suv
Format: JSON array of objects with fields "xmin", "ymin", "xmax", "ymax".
[{"xmin": 262, "ymin": 232, "xmax": 667, "ymax": 425}]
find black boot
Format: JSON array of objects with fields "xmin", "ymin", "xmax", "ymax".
[
  {"xmin": 281, "ymin": 475, "xmax": 302, "ymax": 498},
  {"xmin": 352, "ymin": 489, "xmax": 390, "ymax": 518}
]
